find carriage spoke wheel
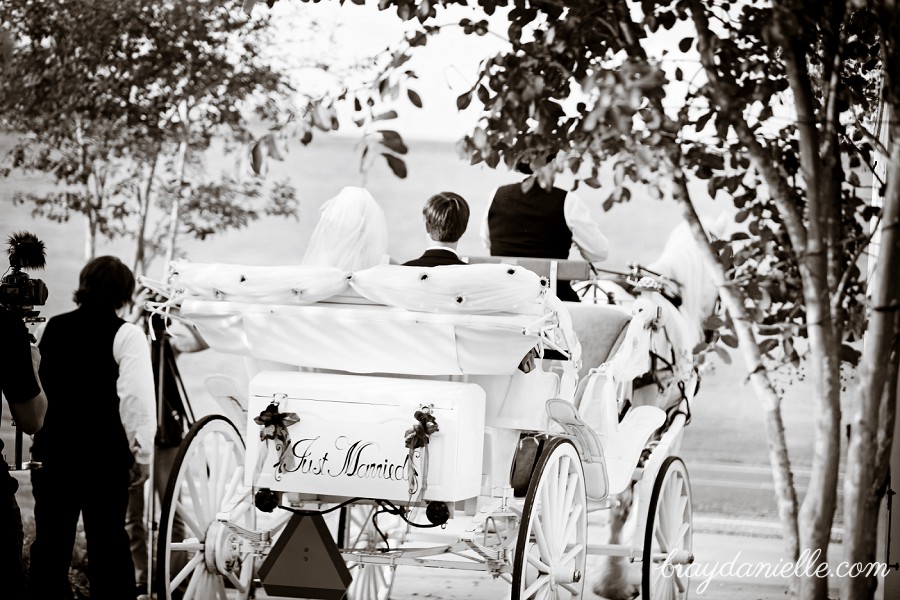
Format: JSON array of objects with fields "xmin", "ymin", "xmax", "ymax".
[
  {"xmin": 339, "ymin": 504, "xmax": 406, "ymax": 600},
  {"xmin": 157, "ymin": 415, "xmax": 256, "ymax": 600},
  {"xmin": 642, "ymin": 456, "xmax": 692, "ymax": 600},
  {"xmin": 512, "ymin": 438, "xmax": 587, "ymax": 600}
]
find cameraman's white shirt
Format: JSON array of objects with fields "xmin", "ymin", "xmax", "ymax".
[{"xmin": 114, "ymin": 322, "xmax": 156, "ymax": 465}]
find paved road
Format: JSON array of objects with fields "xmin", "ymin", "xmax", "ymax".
[{"xmin": 255, "ymin": 531, "xmax": 841, "ymax": 600}]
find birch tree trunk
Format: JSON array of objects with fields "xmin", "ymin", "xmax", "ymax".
[
  {"xmin": 842, "ymin": 136, "xmax": 900, "ymax": 600},
  {"xmin": 133, "ymin": 151, "xmax": 160, "ymax": 275},
  {"xmin": 672, "ymin": 168, "xmax": 801, "ymax": 561},
  {"xmin": 162, "ymin": 138, "xmax": 189, "ymax": 277}
]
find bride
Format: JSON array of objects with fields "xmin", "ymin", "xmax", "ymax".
[{"xmin": 301, "ymin": 186, "xmax": 390, "ymax": 271}]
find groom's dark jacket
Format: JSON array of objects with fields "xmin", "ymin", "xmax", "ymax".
[{"xmin": 403, "ymin": 248, "xmax": 465, "ymax": 267}]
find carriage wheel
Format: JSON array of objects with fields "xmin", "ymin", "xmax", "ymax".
[
  {"xmin": 338, "ymin": 504, "xmax": 406, "ymax": 600},
  {"xmin": 512, "ymin": 438, "xmax": 587, "ymax": 600},
  {"xmin": 157, "ymin": 415, "xmax": 256, "ymax": 600},
  {"xmin": 642, "ymin": 456, "xmax": 692, "ymax": 600}
]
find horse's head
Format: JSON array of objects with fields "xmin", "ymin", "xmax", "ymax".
[{"xmin": 647, "ymin": 219, "xmax": 721, "ymax": 348}]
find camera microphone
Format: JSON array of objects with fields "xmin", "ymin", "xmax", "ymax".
[
  {"xmin": 1, "ymin": 230, "xmax": 49, "ymax": 319},
  {"xmin": 8, "ymin": 231, "xmax": 46, "ymax": 270}
]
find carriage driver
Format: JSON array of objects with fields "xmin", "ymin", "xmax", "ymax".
[{"xmin": 480, "ymin": 155, "xmax": 610, "ymax": 302}]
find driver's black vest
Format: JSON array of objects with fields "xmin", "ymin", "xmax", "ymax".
[{"xmin": 487, "ymin": 183, "xmax": 572, "ymax": 259}]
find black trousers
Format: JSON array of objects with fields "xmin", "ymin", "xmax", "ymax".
[
  {"xmin": 557, "ymin": 279, "xmax": 580, "ymax": 302},
  {"xmin": 27, "ymin": 461, "xmax": 136, "ymax": 600},
  {"xmin": 1, "ymin": 477, "xmax": 26, "ymax": 600}
]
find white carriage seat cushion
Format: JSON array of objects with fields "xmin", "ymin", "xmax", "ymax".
[
  {"xmin": 565, "ymin": 303, "xmax": 632, "ymax": 381},
  {"xmin": 349, "ymin": 263, "xmax": 549, "ymax": 315},
  {"xmin": 170, "ymin": 261, "xmax": 351, "ymax": 304},
  {"xmin": 604, "ymin": 405, "xmax": 666, "ymax": 496}
]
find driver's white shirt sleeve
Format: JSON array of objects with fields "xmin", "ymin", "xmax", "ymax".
[
  {"xmin": 564, "ymin": 192, "xmax": 609, "ymax": 262},
  {"xmin": 114, "ymin": 322, "xmax": 157, "ymax": 465},
  {"xmin": 480, "ymin": 191, "xmax": 496, "ymax": 251}
]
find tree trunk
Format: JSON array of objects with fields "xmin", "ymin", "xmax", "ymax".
[
  {"xmin": 162, "ymin": 139, "xmax": 189, "ymax": 277},
  {"xmin": 671, "ymin": 169, "xmax": 801, "ymax": 561},
  {"xmin": 842, "ymin": 136, "xmax": 900, "ymax": 600},
  {"xmin": 83, "ymin": 212, "xmax": 96, "ymax": 261},
  {"xmin": 796, "ymin": 287, "xmax": 842, "ymax": 600},
  {"xmin": 134, "ymin": 151, "xmax": 160, "ymax": 275}
]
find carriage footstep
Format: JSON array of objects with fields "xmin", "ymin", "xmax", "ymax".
[{"xmin": 604, "ymin": 406, "xmax": 666, "ymax": 495}]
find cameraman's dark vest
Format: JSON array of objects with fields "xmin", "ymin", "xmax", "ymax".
[
  {"xmin": 32, "ymin": 306, "xmax": 133, "ymax": 469},
  {"xmin": 487, "ymin": 184, "xmax": 572, "ymax": 259}
]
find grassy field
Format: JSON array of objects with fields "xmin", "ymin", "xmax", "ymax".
[{"xmin": 1, "ymin": 132, "xmax": 824, "ymax": 530}]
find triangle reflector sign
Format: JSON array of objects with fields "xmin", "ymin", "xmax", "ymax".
[{"xmin": 259, "ymin": 512, "xmax": 352, "ymax": 599}]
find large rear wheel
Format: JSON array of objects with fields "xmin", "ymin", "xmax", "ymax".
[
  {"xmin": 512, "ymin": 438, "xmax": 587, "ymax": 600},
  {"xmin": 157, "ymin": 415, "xmax": 256, "ymax": 599}
]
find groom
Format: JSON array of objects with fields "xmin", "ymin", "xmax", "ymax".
[{"xmin": 403, "ymin": 192, "xmax": 470, "ymax": 267}]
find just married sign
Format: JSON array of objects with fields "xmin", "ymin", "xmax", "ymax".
[{"xmin": 246, "ymin": 371, "xmax": 486, "ymax": 503}]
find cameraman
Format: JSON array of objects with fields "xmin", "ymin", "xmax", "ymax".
[{"xmin": 0, "ymin": 308, "xmax": 47, "ymax": 599}]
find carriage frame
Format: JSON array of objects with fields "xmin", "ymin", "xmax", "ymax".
[{"xmin": 140, "ymin": 257, "xmax": 697, "ymax": 600}]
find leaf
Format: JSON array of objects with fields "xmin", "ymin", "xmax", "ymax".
[
  {"xmin": 714, "ymin": 345, "xmax": 732, "ymax": 365},
  {"xmin": 374, "ymin": 110, "xmax": 398, "ymax": 121},
  {"xmin": 703, "ymin": 314, "xmax": 726, "ymax": 331},
  {"xmin": 409, "ymin": 31, "xmax": 428, "ymax": 47},
  {"xmin": 379, "ymin": 130, "xmax": 408, "ymax": 155},
  {"xmin": 758, "ymin": 338, "xmax": 779, "ymax": 354},
  {"xmin": 407, "ymin": 89, "xmax": 423, "ymax": 108},
  {"xmin": 457, "ymin": 91, "xmax": 473, "ymax": 111},
  {"xmin": 679, "ymin": 37, "xmax": 694, "ymax": 52},
  {"xmin": 250, "ymin": 142, "xmax": 265, "ymax": 175},
  {"xmin": 840, "ymin": 343, "xmax": 861, "ymax": 366},
  {"xmin": 382, "ymin": 154, "xmax": 407, "ymax": 179},
  {"xmin": 694, "ymin": 110, "xmax": 713, "ymax": 132},
  {"xmin": 721, "ymin": 334, "xmax": 739, "ymax": 348},
  {"xmin": 477, "ymin": 84, "xmax": 490, "ymax": 104}
]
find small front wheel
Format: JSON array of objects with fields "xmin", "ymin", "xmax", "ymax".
[{"xmin": 642, "ymin": 456, "xmax": 692, "ymax": 600}]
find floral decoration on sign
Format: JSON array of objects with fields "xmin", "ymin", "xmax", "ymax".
[
  {"xmin": 254, "ymin": 403, "xmax": 301, "ymax": 481},
  {"xmin": 404, "ymin": 405, "xmax": 439, "ymax": 500}
]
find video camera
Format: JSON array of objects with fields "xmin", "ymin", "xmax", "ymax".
[{"xmin": 0, "ymin": 231, "xmax": 48, "ymax": 321}]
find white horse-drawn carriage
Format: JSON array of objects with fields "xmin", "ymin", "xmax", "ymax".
[{"xmin": 141, "ymin": 240, "xmax": 709, "ymax": 600}]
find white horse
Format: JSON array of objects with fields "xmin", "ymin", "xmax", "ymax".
[{"xmin": 565, "ymin": 218, "xmax": 723, "ymax": 600}]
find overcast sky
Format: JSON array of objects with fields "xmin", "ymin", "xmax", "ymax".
[{"xmin": 258, "ymin": 1, "xmax": 510, "ymax": 141}]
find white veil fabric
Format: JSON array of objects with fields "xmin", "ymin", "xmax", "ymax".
[{"xmin": 301, "ymin": 186, "xmax": 389, "ymax": 271}]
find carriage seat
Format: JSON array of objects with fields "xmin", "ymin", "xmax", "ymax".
[
  {"xmin": 565, "ymin": 303, "xmax": 631, "ymax": 380},
  {"xmin": 464, "ymin": 256, "xmax": 592, "ymax": 298}
]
